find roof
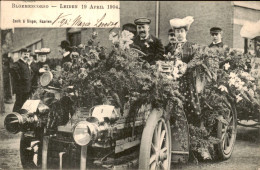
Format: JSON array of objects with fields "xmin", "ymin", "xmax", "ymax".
[{"xmin": 12, "ymin": 38, "xmax": 42, "ymax": 52}]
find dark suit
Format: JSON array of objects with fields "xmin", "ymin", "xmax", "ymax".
[
  {"xmin": 133, "ymin": 34, "xmax": 164, "ymax": 64},
  {"xmin": 209, "ymin": 42, "xmax": 223, "ymax": 48},
  {"xmin": 30, "ymin": 61, "xmax": 40, "ymax": 93},
  {"xmin": 11, "ymin": 59, "xmax": 34, "ymax": 112},
  {"xmin": 164, "ymin": 43, "xmax": 177, "ymax": 55},
  {"xmin": 174, "ymin": 41, "xmax": 195, "ymax": 63},
  {"xmin": 61, "ymin": 52, "xmax": 72, "ymax": 66}
]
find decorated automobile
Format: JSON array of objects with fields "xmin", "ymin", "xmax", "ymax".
[{"xmin": 4, "ymin": 30, "xmax": 259, "ymax": 169}]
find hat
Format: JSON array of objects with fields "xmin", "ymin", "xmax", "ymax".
[
  {"xmin": 170, "ymin": 16, "xmax": 194, "ymax": 31},
  {"xmin": 134, "ymin": 17, "xmax": 151, "ymax": 25},
  {"xmin": 168, "ymin": 29, "xmax": 175, "ymax": 35},
  {"xmin": 122, "ymin": 23, "xmax": 137, "ymax": 35},
  {"xmin": 210, "ymin": 27, "xmax": 222, "ymax": 34},
  {"xmin": 20, "ymin": 48, "xmax": 31, "ymax": 53},
  {"xmin": 35, "ymin": 48, "xmax": 51, "ymax": 55},
  {"xmin": 30, "ymin": 54, "xmax": 37, "ymax": 60},
  {"xmin": 240, "ymin": 20, "xmax": 260, "ymax": 39},
  {"xmin": 59, "ymin": 40, "xmax": 70, "ymax": 49}
]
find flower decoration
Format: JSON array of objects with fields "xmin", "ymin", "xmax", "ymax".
[
  {"xmin": 224, "ymin": 62, "xmax": 230, "ymax": 70},
  {"xmin": 109, "ymin": 32, "xmax": 119, "ymax": 44},
  {"xmin": 119, "ymin": 30, "xmax": 134, "ymax": 50},
  {"xmin": 144, "ymin": 42, "xmax": 150, "ymax": 48},
  {"xmin": 218, "ymin": 85, "xmax": 228, "ymax": 93},
  {"xmin": 109, "ymin": 30, "xmax": 134, "ymax": 50},
  {"xmin": 236, "ymin": 94, "xmax": 243, "ymax": 103}
]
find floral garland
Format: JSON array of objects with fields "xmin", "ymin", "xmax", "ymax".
[
  {"xmin": 42, "ymin": 31, "xmax": 259, "ymax": 162},
  {"xmin": 184, "ymin": 45, "xmax": 259, "ymax": 160}
]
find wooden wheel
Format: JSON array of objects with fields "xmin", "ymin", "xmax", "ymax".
[
  {"xmin": 216, "ymin": 107, "xmax": 237, "ymax": 160},
  {"xmin": 20, "ymin": 133, "xmax": 42, "ymax": 169},
  {"xmin": 139, "ymin": 109, "xmax": 171, "ymax": 170}
]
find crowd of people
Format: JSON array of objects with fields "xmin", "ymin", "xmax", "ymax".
[{"xmin": 2, "ymin": 16, "xmax": 232, "ymax": 112}]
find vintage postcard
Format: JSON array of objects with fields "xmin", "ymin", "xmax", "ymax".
[{"xmin": 1, "ymin": 1, "xmax": 259, "ymax": 170}]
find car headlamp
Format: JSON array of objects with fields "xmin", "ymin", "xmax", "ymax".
[
  {"xmin": 73, "ymin": 121, "xmax": 96, "ymax": 146},
  {"xmin": 40, "ymin": 71, "xmax": 53, "ymax": 86}
]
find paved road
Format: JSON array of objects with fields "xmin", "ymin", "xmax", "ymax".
[{"xmin": 0, "ymin": 103, "xmax": 259, "ymax": 169}]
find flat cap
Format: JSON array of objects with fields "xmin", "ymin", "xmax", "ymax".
[
  {"xmin": 210, "ymin": 27, "xmax": 222, "ymax": 33},
  {"xmin": 134, "ymin": 17, "xmax": 151, "ymax": 25},
  {"xmin": 20, "ymin": 48, "xmax": 31, "ymax": 53},
  {"xmin": 168, "ymin": 28, "xmax": 175, "ymax": 35}
]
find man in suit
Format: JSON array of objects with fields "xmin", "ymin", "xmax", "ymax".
[
  {"xmin": 209, "ymin": 27, "xmax": 224, "ymax": 48},
  {"xmin": 59, "ymin": 40, "xmax": 72, "ymax": 66},
  {"xmin": 11, "ymin": 48, "xmax": 33, "ymax": 112},
  {"xmin": 164, "ymin": 28, "xmax": 177, "ymax": 55},
  {"xmin": 28, "ymin": 53, "xmax": 40, "ymax": 94},
  {"xmin": 133, "ymin": 17, "xmax": 164, "ymax": 64}
]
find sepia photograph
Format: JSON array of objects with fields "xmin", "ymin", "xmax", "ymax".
[{"xmin": 0, "ymin": 1, "xmax": 259, "ymax": 169}]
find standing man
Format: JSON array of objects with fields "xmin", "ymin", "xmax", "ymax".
[
  {"xmin": 28, "ymin": 53, "xmax": 39, "ymax": 94},
  {"xmin": 11, "ymin": 48, "xmax": 33, "ymax": 112},
  {"xmin": 164, "ymin": 28, "xmax": 177, "ymax": 55},
  {"xmin": 2, "ymin": 53, "xmax": 13, "ymax": 104},
  {"xmin": 209, "ymin": 27, "xmax": 224, "ymax": 48},
  {"xmin": 133, "ymin": 17, "xmax": 164, "ymax": 64},
  {"xmin": 59, "ymin": 40, "xmax": 72, "ymax": 66}
]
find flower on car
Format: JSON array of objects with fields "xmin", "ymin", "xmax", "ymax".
[
  {"xmin": 236, "ymin": 94, "xmax": 243, "ymax": 103},
  {"xmin": 224, "ymin": 62, "xmax": 230, "ymax": 70},
  {"xmin": 109, "ymin": 32, "xmax": 119, "ymax": 44},
  {"xmin": 218, "ymin": 85, "xmax": 228, "ymax": 93}
]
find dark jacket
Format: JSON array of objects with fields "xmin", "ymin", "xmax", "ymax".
[
  {"xmin": 181, "ymin": 42, "xmax": 195, "ymax": 63},
  {"xmin": 10, "ymin": 59, "xmax": 33, "ymax": 94},
  {"xmin": 30, "ymin": 61, "xmax": 40, "ymax": 91},
  {"xmin": 172, "ymin": 41, "xmax": 195, "ymax": 63},
  {"xmin": 133, "ymin": 34, "xmax": 164, "ymax": 64},
  {"xmin": 164, "ymin": 43, "xmax": 177, "ymax": 55},
  {"xmin": 61, "ymin": 52, "xmax": 72, "ymax": 66},
  {"xmin": 209, "ymin": 42, "xmax": 224, "ymax": 48}
]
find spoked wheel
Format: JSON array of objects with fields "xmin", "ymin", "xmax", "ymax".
[
  {"xmin": 216, "ymin": 107, "xmax": 237, "ymax": 160},
  {"xmin": 20, "ymin": 133, "xmax": 42, "ymax": 169},
  {"xmin": 139, "ymin": 109, "xmax": 171, "ymax": 170}
]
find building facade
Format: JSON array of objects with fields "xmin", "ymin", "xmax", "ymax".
[{"xmin": 10, "ymin": 1, "xmax": 260, "ymax": 60}]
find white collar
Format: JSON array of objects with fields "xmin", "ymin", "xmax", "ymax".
[
  {"xmin": 63, "ymin": 51, "xmax": 70, "ymax": 57},
  {"xmin": 213, "ymin": 40, "xmax": 222, "ymax": 44}
]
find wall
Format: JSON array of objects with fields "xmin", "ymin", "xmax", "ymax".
[
  {"xmin": 11, "ymin": 1, "xmax": 260, "ymax": 56},
  {"xmin": 159, "ymin": 1, "xmax": 233, "ymax": 47},
  {"xmin": 80, "ymin": 1, "xmax": 157, "ymax": 50},
  {"xmin": 12, "ymin": 28, "xmax": 67, "ymax": 59}
]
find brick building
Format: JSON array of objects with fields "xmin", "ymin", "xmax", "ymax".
[{"xmin": 10, "ymin": 1, "xmax": 260, "ymax": 60}]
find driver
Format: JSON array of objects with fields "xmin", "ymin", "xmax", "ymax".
[{"xmin": 133, "ymin": 17, "xmax": 165, "ymax": 65}]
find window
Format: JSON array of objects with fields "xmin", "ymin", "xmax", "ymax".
[
  {"xmin": 27, "ymin": 40, "xmax": 42, "ymax": 52},
  {"xmin": 68, "ymin": 28, "xmax": 82, "ymax": 46}
]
